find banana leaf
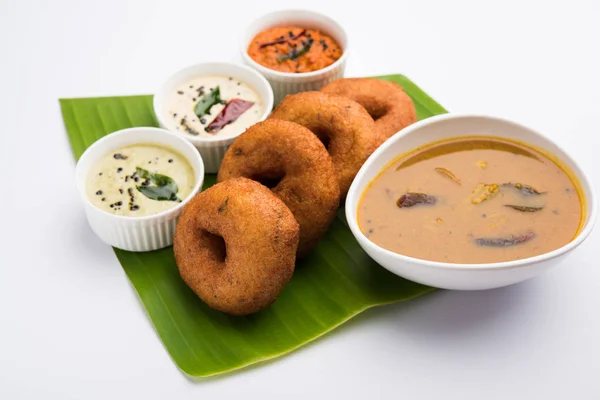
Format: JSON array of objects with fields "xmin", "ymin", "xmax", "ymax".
[{"xmin": 59, "ymin": 74, "xmax": 447, "ymax": 377}]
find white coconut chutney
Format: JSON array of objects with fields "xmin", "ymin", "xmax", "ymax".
[
  {"xmin": 164, "ymin": 75, "xmax": 264, "ymax": 138},
  {"xmin": 86, "ymin": 144, "xmax": 195, "ymax": 216}
]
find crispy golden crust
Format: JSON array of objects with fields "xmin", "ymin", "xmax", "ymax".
[
  {"xmin": 173, "ymin": 178, "xmax": 299, "ymax": 316},
  {"xmin": 269, "ymin": 91, "xmax": 379, "ymax": 197},
  {"xmin": 320, "ymin": 78, "xmax": 417, "ymax": 140},
  {"xmin": 218, "ymin": 120, "xmax": 340, "ymax": 257}
]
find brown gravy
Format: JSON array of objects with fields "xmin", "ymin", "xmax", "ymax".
[{"xmin": 358, "ymin": 136, "xmax": 584, "ymax": 264}]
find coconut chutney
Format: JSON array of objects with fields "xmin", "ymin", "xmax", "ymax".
[
  {"xmin": 87, "ymin": 144, "xmax": 195, "ymax": 217},
  {"xmin": 165, "ymin": 75, "xmax": 263, "ymax": 138}
]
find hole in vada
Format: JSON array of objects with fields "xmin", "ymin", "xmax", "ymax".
[
  {"xmin": 203, "ymin": 231, "xmax": 227, "ymax": 263},
  {"xmin": 310, "ymin": 128, "xmax": 331, "ymax": 150},
  {"xmin": 365, "ymin": 105, "xmax": 388, "ymax": 121},
  {"xmin": 251, "ymin": 171, "xmax": 285, "ymax": 189},
  {"xmin": 370, "ymin": 110, "xmax": 386, "ymax": 121},
  {"xmin": 320, "ymin": 134, "xmax": 331, "ymax": 150}
]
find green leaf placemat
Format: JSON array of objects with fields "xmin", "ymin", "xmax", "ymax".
[{"xmin": 60, "ymin": 74, "xmax": 447, "ymax": 377}]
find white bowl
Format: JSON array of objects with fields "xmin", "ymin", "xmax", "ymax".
[
  {"xmin": 240, "ymin": 9, "xmax": 348, "ymax": 104},
  {"xmin": 346, "ymin": 114, "xmax": 597, "ymax": 290},
  {"xmin": 153, "ymin": 62, "xmax": 273, "ymax": 173},
  {"xmin": 75, "ymin": 127, "xmax": 205, "ymax": 252}
]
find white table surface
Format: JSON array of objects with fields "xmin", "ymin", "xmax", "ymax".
[{"xmin": 1, "ymin": 0, "xmax": 599, "ymax": 398}]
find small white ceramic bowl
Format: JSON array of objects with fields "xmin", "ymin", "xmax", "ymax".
[
  {"xmin": 346, "ymin": 114, "xmax": 597, "ymax": 290},
  {"xmin": 241, "ymin": 9, "xmax": 348, "ymax": 104},
  {"xmin": 153, "ymin": 62, "xmax": 273, "ymax": 173},
  {"xmin": 75, "ymin": 127, "xmax": 205, "ymax": 252}
]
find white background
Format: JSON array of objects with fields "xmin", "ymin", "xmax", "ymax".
[{"xmin": 1, "ymin": 0, "xmax": 599, "ymax": 398}]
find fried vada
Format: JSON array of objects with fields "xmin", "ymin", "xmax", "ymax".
[
  {"xmin": 174, "ymin": 177, "xmax": 299, "ymax": 316},
  {"xmin": 269, "ymin": 91, "xmax": 379, "ymax": 197},
  {"xmin": 320, "ymin": 78, "xmax": 417, "ymax": 140},
  {"xmin": 218, "ymin": 119, "xmax": 340, "ymax": 257}
]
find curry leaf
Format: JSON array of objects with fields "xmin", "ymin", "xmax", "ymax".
[
  {"xmin": 502, "ymin": 182, "xmax": 544, "ymax": 196},
  {"xmin": 277, "ymin": 40, "xmax": 313, "ymax": 62},
  {"xmin": 137, "ymin": 185, "xmax": 180, "ymax": 202},
  {"xmin": 135, "ymin": 167, "xmax": 181, "ymax": 202},
  {"xmin": 194, "ymin": 86, "xmax": 221, "ymax": 118},
  {"xmin": 475, "ymin": 232, "xmax": 536, "ymax": 247},
  {"xmin": 504, "ymin": 204, "xmax": 543, "ymax": 212}
]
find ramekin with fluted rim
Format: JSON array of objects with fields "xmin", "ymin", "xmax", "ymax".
[
  {"xmin": 346, "ymin": 114, "xmax": 597, "ymax": 290},
  {"xmin": 75, "ymin": 127, "xmax": 205, "ymax": 252},
  {"xmin": 153, "ymin": 62, "xmax": 273, "ymax": 173},
  {"xmin": 240, "ymin": 9, "xmax": 348, "ymax": 105}
]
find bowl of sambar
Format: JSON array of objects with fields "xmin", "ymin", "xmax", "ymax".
[{"xmin": 346, "ymin": 114, "xmax": 596, "ymax": 290}]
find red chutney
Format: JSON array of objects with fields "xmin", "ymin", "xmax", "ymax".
[{"xmin": 247, "ymin": 26, "xmax": 342, "ymax": 73}]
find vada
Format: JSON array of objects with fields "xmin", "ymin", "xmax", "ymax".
[
  {"xmin": 320, "ymin": 78, "xmax": 417, "ymax": 140},
  {"xmin": 174, "ymin": 177, "xmax": 299, "ymax": 316},
  {"xmin": 269, "ymin": 91, "xmax": 379, "ymax": 197},
  {"xmin": 218, "ymin": 119, "xmax": 340, "ymax": 257}
]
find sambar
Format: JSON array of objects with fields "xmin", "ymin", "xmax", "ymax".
[{"xmin": 358, "ymin": 136, "xmax": 584, "ymax": 264}]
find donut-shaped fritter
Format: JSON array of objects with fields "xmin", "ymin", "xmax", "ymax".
[
  {"xmin": 269, "ymin": 91, "xmax": 379, "ymax": 197},
  {"xmin": 173, "ymin": 178, "xmax": 299, "ymax": 316},
  {"xmin": 320, "ymin": 78, "xmax": 417, "ymax": 140},
  {"xmin": 218, "ymin": 119, "xmax": 340, "ymax": 257}
]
